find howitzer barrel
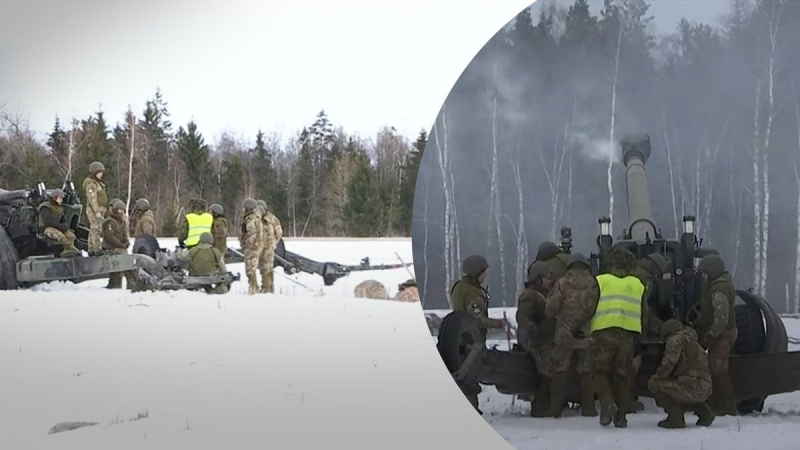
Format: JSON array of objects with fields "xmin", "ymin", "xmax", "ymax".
[
  {"xmin": 0, "ymin": 188, "xmax": 31, "ymax": 203},
  {"xmin": 621, "ymin": 134, "xmax": 657, "ymax": 241}
]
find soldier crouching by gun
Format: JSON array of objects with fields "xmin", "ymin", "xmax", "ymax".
[{"xmin": 188, "ymin": 232, "xmax": 230, "ymax": 294}]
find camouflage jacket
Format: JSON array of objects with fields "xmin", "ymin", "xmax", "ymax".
[
  {"xmin": 102, "ymin": 213, "xmax": 129, "ymax": 250},
  {"xmin": 239, "ymin": 210, "xmax": 263, "ymax": 249},
  {"xmin": 517, "ymin": 286, "xmax": 555, "ymax": 345},
  {"xmin": 82, "ymin": 176, "xmax": 107, "ymax": 219},
  {"xmin": 451, "ymin": 276, "xmax": 503, "ymax": 332},
  {"xmin": 544, "ymin": 253, "xmax": 571, "ymax": 283},
  {"xmin": 188, "ymin": 243, "xmax": 226, "ymax": 276},
  {"xmin": 654, "ymin": 327, "xmax": 710, "ymax": 381},
  {"xmin": 37, "ymin": 200, "xmax": 68, "ymax": 233},
  {"xmin": 700, "ymin": 272, "xmax": 736, "ymax": 338},
  {"xmin": 546, "ymin": 267, "xmax": 598, "ymax": 345},
  {"xmin": 211, "ymin": 216, "xmax": 229, "ymax": 253},
  {"xmin": 132, "ymin": 210, "xmax": 156, "ymax": 237}
]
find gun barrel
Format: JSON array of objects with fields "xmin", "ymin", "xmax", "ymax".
[
  {"xmin": 621, "ymin": 134, "xmax": 657, "ymax": 240},
  {"xmin": 0, "ymin": 188, "xmax": 31, "ymax": 203}
]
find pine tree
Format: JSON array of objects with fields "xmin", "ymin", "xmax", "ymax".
[
  {"xmin": 46, "ymin": 116, "xmax": 69, "ymax": 179},
  {"xmin": 399, "ymin": 129, "xmax": 426, "ymax": 234},
  {"xmin": 345, "ymin": 151, "xmax": 382, "ymax": 237},
  {"xmin": 176, "ymin": 121, "xmax": 212, "ymax": 200}
]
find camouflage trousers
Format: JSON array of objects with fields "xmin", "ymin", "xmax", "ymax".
[
  {"xmin": 87, "ymin": 211, "xmax": 105, "ymax": 252},
  {"xmin": 104, "ymin": 248, "xmax": 137, "ymax": 289},
  {"xmin": 589, "ymin": 328, "xmax": 638, "ymax": 382},
  {"xmin": 244, "ymin": 245, "xmax": 263, "ymax": 287},
  {"xmin": 648, "ymin": 374, "xmax": 712, "ymax": 405},
  {"xmin": 707, "ymin": 328, "xmax": 737, "ymax": 376},
  {"xmin": 43, "ymin": 227, "xmax": 78, "ymax": 253},
  {"xmin": 258, "ymin": 245, "xmax": 274, "ymax": 293},
  {"xmin": 549, "ymin": 325, "xmax": 592, "ymax": 375}
]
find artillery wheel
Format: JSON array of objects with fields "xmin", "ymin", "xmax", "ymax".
[
  {"xmin": 132, "ymin": 235, "xmax": 160, "ymax": 258},
  {"xmin": 0, "ymin": 227, "xmax": 19, "ymax": 290},
  {"xmin": 734, "ymin": 304, "xmax": 766, "ymax": 354},
  {"xmin": 436, "ymin": 312, "xmax": 483, "ymax": 386}
]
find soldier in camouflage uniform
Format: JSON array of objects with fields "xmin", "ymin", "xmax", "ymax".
[
  {"xmin": 82, "ymin": 161, "xmax": 108, "ymax": 254},
  {"xmin": 530, "ymin": 241, "xmax": 570, "ymax": 282},
  {"xmin": 37, "ymin": 189, "xmax": 80, "ymax": 257},
  {"xmin": 256, "ymin": 199, "xmax": 283, "ymax": 293},
  {"xmin": 648, "ymin": 319, "xmax": 715, "ymax": 429},
  {"xmin": 516, "ymin": 261, "xmax": 556, "ymax": 417},
  {"xmin": 634, "ymin": 253, "xmax": 671, "ymax": 336},
  {"xmin": 209, "ymin": 203, "xmax": 229, "ymax": 255},
  {"xmin": 451, "ymin": 254, "xmax": 508, "ymax": 414},
  {"xmin": 102, "ymin": 199, "xmax": 138, "ymax": 290},
  {"xmin": 178, "ymin": 198, "xmax": 212, "ymax": 249},
  {"xmin": 588, "ymin": 247, "xmax": 646, "ymax": 428},
  {"xmin": 240, "ymin": 198, "xmax": 263, "ymax": 295},
  {"xmin": 188, "ymin": 232, "xmax": 229, "ymax": 294},
  {"xmin": 695, "ymin": 254, "xmax": 738, "ymax": 416},
  {"xmin": 131, "ymin": 198, "xmax": 156, "ymax": 238},
  {"xmin": 545, "ymin": 252, "xmax": 599, "ymax": 417}
]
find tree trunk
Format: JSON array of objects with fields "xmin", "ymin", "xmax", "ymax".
[{"xmin": 753, "ymin": 77, "xmax": 762, "ymax": 292}]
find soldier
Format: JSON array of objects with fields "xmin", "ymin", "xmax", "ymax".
[
  {"xmin": 209, "ymin": 203, "xmax": 229, "ymax": 255},
  {"xmin": 37, "ymin": 189, "xmax": 80, "ymax": 258},
  {"xmin": 588, "ymin": 247, "xmax": 645, "ymax": 428},
  {"xmin": 102, "ymin": 199, "xmax": 138, "ymax": 290},
  {"xmin": 178, "ymin": 198, "xmax": 213, "ymax": 250},
  {"xmin": 256, "ymin": 199, "xmax": 283, "ymax": 293},
  {"xmin": 695, "ymin": 254, "xmax": 738, "ymax": 416},
  {"xmin": 188, "ymin": 232, "xmax": 229, "ymax": 294},
  {"xmin": 530, "ymin": 241, "xmax": 570, "ymax": 282},
  {"xmin": 648, "ymin": 319, "xmax": 715, "ymax": 429},
  {"xmin": 82, "ymin": 161, "xmax": 108, "ymax": 254},
  {"xmin": 634, "ymin": 253, "xmax": 671, "ymax": 335},
  {"xmin": 516, "ymin": 261, "xmax": 556, "ymax": 417},
  {"xmin": 239, "ymin": 198, "xmax": 263, "ymax": 295},
  {"xmin": 131, "ymin": 198, "xmax": 156, "ymax": 238},
  {"xmin": 545, "ymin": 252, "xmax": 599, "ymax": 418},
  {"xmin": 451, "ymin": 254, "xmax": 508, "ymax": 414}
]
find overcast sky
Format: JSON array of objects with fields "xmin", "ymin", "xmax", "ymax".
[{"xmin": 1, "ymin": 0, "xmax": 732, "ymax": 144}]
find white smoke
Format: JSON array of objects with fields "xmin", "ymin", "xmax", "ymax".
[{"xmin": 570, "ymin": 131, "xmax": 622, "ymax": 164}]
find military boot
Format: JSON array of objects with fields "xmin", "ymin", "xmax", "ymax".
[
  {"xmin": 612, "ymin": 381, "xmax": 630, "ymax": 428},
  {"xmin": 654, "ymin": 393, "xmax": 686, "ymax": 429},
  {"xmin": 548, "ymin": 372, "xmax": 568, "ymax": 418},
  {"xmin": 688, "ymin": 402, "xmax": 715, "ymax": 427},
  {"xmin": 712, "ymin": 375, "xmax": 738, "ymax": 416},
  {"xmin": 531, "ymin": 377, "xmax": 551, "ymax": 418},
  {"xmin": 248, "ymin": 277, "xmax": 259, "ymax": 295},
  {"xmin": 594, "ymin": 373, "xmax": 615, "ymax": 426},
  {"xmin": 579, "ymin": 373, "xmax": 597, "ymax": 417}
]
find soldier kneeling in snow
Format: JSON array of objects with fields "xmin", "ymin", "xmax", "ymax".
[{"xmin": 188, "ymin": 232, "xmax": 230, "ymax": 294}]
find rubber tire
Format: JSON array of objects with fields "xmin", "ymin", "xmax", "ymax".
[
  {"xmin": 734, "ymin": 304, "xmax": 766, "ymax": 355},
  {"xmin": 0, "ymin": 227, "xmax": 20, "ymax": 290},
  {"xmin": 132, "ymin": 235, "xmax": 160, "ymax": 258},
  {"xmin": 437, "ymin": 312, "xmax": 483, "ymax": 386}
]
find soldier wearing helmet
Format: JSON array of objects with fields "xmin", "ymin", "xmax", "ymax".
[
  {"xmin": 239, "ymin": 198, "xmax": 264, "ymax": 294},
  {"xmin": 102, "ymin": 199, "xmax": 138, "ymax": 290},
  {"xmin": 188, "ymin": 232, "xmax": 229, "ymax": 294},
  {"xmin": 131, "ymin": 198, "xmax": 156, "ymax": 238},
  {"xmin": 37, "ymin": 189, "xmax": 80, "ymax": 258},
  {"xmin": 450, "ymin": 254, "xmax": 507, "ymax": 414},
  {"xmin": 178, "ymin": 198, "xmax": 212, "ymax": 250},
  {"xmin": 695, "ymin": 254, "xmax": 737, "ymax": 416},
  {"xmin": 208, "ymin": 203, "xmax": 229, "ymax": 255},
  {"xmin": 516, "ymin": 260, "xmax": 556, "ymax": 417},
  {"xmin": 256, "ymin": 199, "xmax": 283, "ymax": 293},
  {"xmin": 545, "ymin": 252, "xmax": 599, "ymax": 418},
  {"xmin": 530, "ymin": 241, "xmax": 571, "ymax": 283},
  {"xmin": 82, "ymin": 161, "xmax": 108, "ymax": 254}
]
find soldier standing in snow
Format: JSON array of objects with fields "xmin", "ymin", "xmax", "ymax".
[
  {"xmin": 240, "ymin": 198, "xmax": 263, "ymax": 295},
  {"xmin": 131, "ymin": 198, "xmax": 156, "ymax": 238},
  {"xmin": 256, "ymin": 199, "xmax": 282, "ymax": 293},
  {"xmin": 209, "ymin": 203, "xmax": 229, "ymax": 255},
  {"xmin": 82, "ymin": 161, "xmax": 108, "ymax": 254},
  {"xmin": 102, "ymin": 199, "xmax": 138, "ymax": 290}
]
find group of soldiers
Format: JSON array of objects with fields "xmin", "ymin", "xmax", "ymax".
[
  {"xmin": 37, "ymin": 161, "xmax": 283, "ymax": 294},
  {"xmin": 451, "ymin": 242, "xmax": 739, "ymax": 429}
]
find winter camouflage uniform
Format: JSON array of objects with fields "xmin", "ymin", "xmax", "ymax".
[
  {"xmin": 82, "ymin": 165, "xmax": 108, "ymax": 253},
  {"xmin": 648, "ymin": 319, "xmax": 715, "ymax": 428},
  {"xmin": 37, "ymin": 195, "xmax": 79, "ymax": 257},
  {"xmin": 545, "ymin": 253, "xmax": 599, "ymax": 417},
  {"xmin": 102, "ymin": 203, "xmax": 137, "ymax": 289},
  {"xmin": 450, "ymin": 255, "xmax": 505, "ymax": 414},
  {"xmin": 132, "ymin": 210, "xmax": 156, "ymax": 238},
  {"xmin": 257, "ymin": 202, "xmax": 283, "ymax": 293},
  {"xmin": 696, "ymin": 254, "xmax": 738, "ymax": 416},
  {"xmin": 354, "ymin": 280, "xmax": 388, "ymax": 299},
  {"xmin": 188, "ymin": 233, "xmax": 229, "ymax": 294},
  {"xmin": 240, "ymin": 200, "xmax": 263, "ymax": 294}
]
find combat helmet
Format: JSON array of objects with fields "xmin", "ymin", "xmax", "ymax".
[
  {"xmin": 567, "ymin": 252, "xmax": 590, "ymax": 269},
  {"xmin": 110, "ymin": 199, "xmax": 126, "ymax": 211},
  {"xmin": 697, "ymin": 254, "xmax": 726, "ymax": 279},
  {"xmin": 243, "ymin": 198, "xmax": 258, "ymax": 211},
  {"xmin": 527, "ymin": 260, "xmax": 553, "ymax": 283},
  {"xmin": 89, "ymin": 161, "xmax": 105, "ymax": 174},
  {"xmin": 188, "ymin": 198, "xmax": 206, "ymax": 212},
  {"xmin": 199, "ymin": 232, "xmax": 214, "ymax": 245},
  {"xmin": 48, "ymin": 188, "xmax": 65, "ymax": 199},
  {"xmin": 462, "ymin": 255, "xmax": 489, "ymax": 279},
  {"xmin": 256, "ymin": 199, "xmax": 267, "ymax": 210},
  {"xmin": 607, "ymin": 247, "xmax": 637, "ymax": 273},
  {"xmin": 209, "ymin": 203, "xmax": 224, "ymax": 215},
  {"xmin": 536, "ymin": 241, "xmax": 560, "ymax": 261},
  {"xmin": 135, "ymin": 198, "xmax": 150, "ymax": 211},
  {"xmin": 659, "ymin": 319, "xmax": 683, "ymax": 338}
]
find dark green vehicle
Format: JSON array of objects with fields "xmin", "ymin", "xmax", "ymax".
[{"xmin": 436, "ymin": 134, "xmax": 800, "ymax": 415}]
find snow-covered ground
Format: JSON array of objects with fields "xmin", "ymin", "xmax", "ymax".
[
  {"xmin": 0, "ymin": 239, "xmax": 514, "ymax": 449},
  {"xmin": 430, "ymin": 307, "xmax": 800, "ymax": 450}
]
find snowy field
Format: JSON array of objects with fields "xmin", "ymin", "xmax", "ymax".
[
  {"xmin": 427, "ymin": 307, "xmax": 800, "ymax": 450},
  {"xmin": 0, "ymin": 238, "xmax": 514, "ymax": 449}
]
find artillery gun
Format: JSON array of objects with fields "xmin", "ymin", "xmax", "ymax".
[
  {"xmin": 0, "ymin": 182, "xmax": 239, "ymax": 291},
  {"xmin": 436, "ymin": 134, "xmax": 800, "ymax": 415}
]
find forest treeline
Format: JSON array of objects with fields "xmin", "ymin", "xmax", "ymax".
[
  {"xmin": 0, "ymin": 91, "xmax": 424, "ymax": 238},
  {"xmin": 412, "ymin": 0, "xmax": 800, "ymax": 313}
]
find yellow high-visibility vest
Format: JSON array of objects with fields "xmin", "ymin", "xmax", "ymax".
[
  {"xmin": 185, "ymin": 212, "xmax": 213, "ymax": 247},
  {"xmin": 590, "ymin": 273, "xmax": 644, "ymax": 333}
]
